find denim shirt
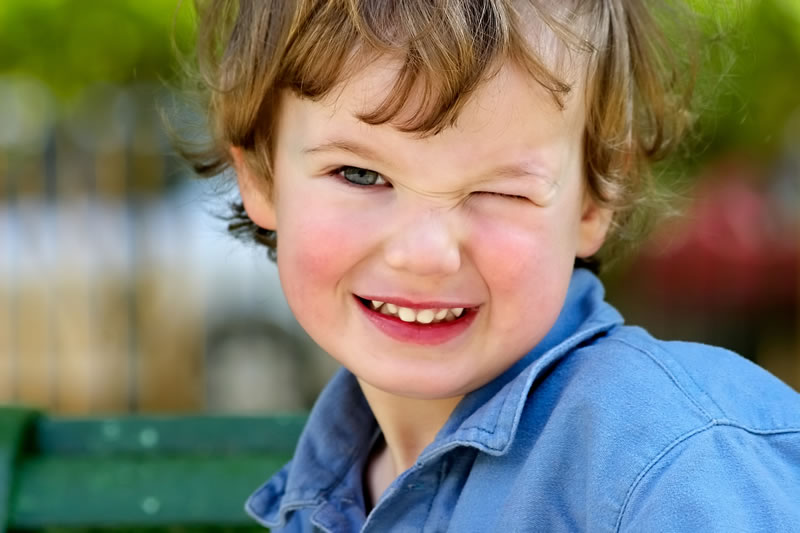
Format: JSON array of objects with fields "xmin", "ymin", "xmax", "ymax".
[{"xmin": 246, "ymin": 269, "xmax": 800, "ymax": 532}]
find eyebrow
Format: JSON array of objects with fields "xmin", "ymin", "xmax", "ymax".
[
  {"xmin": 302, "ymin": 139, "xmax": 384, "ymax": 162},
  {"xmin": 487, "ymin": 162, "xmax": 551, "ymax": 182},
  {"xmin": 302, "ymin": 139, "xmax": 551, "ymax": 183}
]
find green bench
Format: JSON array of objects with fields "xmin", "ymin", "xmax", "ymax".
[{"xmin": 0, "ymin": 407, "xmax": 306, "ymax": 532}]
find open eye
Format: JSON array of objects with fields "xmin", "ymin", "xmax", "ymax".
[{"xmin": 335, "ymin": 166, "xmax": 388, "ymax": 187}]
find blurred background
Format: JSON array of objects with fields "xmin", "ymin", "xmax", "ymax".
[{"xmin": 0, "ymin": 0, "xmax": 797, "ymax": 415}]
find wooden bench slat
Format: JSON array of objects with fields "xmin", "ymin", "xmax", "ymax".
[
  {"xmin": 33, "ymin": 415, "xmax": 307, "ymax": 455},
  {"xmin": 1, "ymin": 409, "xmax": 308, "ymax": 531},
  {"xmin": 9, "ymin": 454, "xmax": 290, "ymax": 527}
]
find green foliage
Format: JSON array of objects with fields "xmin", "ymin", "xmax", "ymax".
[
  {"xmin": 0, "ymin": 0, "xmax": 194, "ymax": 102},
  {"xmin": 691, "ymin": 0, "xmax": 800, "ymax": 161},
  {"xmin": 0, "ymin": 0, "xmax": 797, "ymax": 161}
]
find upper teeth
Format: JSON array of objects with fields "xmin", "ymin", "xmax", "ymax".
[{"xmin": 369, "ymin": 300, "xmax": 465, "ymax": 324}]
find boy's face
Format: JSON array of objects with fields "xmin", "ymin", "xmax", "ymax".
[{"xmin": 236, "ymin": 58, "xmax": 611, "ymax": 400}]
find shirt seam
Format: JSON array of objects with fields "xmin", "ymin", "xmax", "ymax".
[
  {"xmin": 245, "ymin": 496, "xmax": 323, "ymax": 529},
  {"xmin": 650, "ymin": 340, "xmax": 731, "ymax": 419},
  {"xmin": 310, "ymin": 504, "xmax": 336, "ymax": 533},
  {"xmin": 613, "ymin": 420, "xmax": 800, "ymax": 532},
  {"xmin": 420, "ymin": 459, "xmax": 448, "ymax": 532},
  {"xmin": 607, "ymin": 337, "xmax": 719, "ymax": 421}
]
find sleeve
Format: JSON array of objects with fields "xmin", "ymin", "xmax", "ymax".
[{"xmin": 617, "ymin": 425, "xmax": 800, "ymax": 532}]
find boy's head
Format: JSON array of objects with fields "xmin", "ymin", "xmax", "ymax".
[
  {"xmin": 184, "ymin": 0, "xmax": 695, "ymax": 398},
  {"xmin": 190, "ymin": 0, "xmax": 694, "ymax": 261}
]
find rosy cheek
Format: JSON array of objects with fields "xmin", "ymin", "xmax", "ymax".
[
  {"xmin": 469, "ymin": 218, "xmax": 543, "ymax": 291},
  {"xmin": 468, "ymin": 217, "xmax": 571, "ymax": 330},
  {"xmin": 276, "ymin": 195, "xmax": 371, "ymax": 318}
]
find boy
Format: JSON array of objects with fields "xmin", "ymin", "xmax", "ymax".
[{"xmin": 183, "ymin": 0, "xmax": 800, "ymax": 530}]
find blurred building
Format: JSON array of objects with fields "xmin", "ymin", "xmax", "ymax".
[{"xmin": 0, "ymin": 78, "xmax": 336, "ymax": 414}]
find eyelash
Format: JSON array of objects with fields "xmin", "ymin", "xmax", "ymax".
[{"xmin": 472, "ymin": 191, "xmax": 529, "ymax": 202}]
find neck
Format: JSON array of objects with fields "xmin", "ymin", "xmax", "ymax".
[{"xmin": 358, "ymin": 379, "xmax": 463, "ymax": 476}]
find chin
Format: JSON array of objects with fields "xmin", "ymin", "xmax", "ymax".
[{"xmin": 356, "ymin": 363, "xmax": 482, "ymax": 400}]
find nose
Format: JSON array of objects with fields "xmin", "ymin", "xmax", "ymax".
[{"xmin": 383, "ymin": 209, "xmax": 462, "ymax": 276}]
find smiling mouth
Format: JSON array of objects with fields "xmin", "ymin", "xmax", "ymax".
[{"xmin": 355, "ymin": 296, "xmax": 471, "ymax": 325}]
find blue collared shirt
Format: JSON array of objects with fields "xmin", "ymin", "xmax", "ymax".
[{"xmin": 246, "ymin": 269, "xmax": 800, "ymax": 532}]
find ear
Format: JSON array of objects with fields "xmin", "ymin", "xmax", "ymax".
[
  {"xmin": 230, "ymin": 146, "xmax": 277, "ymax": 230},
  {"xmin": 576, "ymin": 195, "xmax": 613, "ymax": 258}
]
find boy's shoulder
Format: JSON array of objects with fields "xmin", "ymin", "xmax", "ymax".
[
  {"xmin": 521, "ymin": 322, "xmax": 800, "ymax": 470},
  {"xmin": 509, "ymin": 325, "xmax": 800, "ymax": 530},
  {"xmin": 556, "ymin": 324, "xmax": 800, "ymax": 431}
]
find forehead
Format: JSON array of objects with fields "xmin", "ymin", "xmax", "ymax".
[
  {"xmin": 276, "ymin": 56, "xmax": 586, "ymax": 181},
  {"xmin": 271, "ymin": 0, "xmax": 598, "ymax": 137}
]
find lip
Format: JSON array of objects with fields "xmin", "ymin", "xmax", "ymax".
[{"xmin": 354, "ymin": 295, "xmax": 478, "ymax": 346}]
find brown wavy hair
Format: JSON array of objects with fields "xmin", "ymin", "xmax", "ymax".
[{"xmin": 179, "ymin": 0, "xmax": 697, "ymax": 266}]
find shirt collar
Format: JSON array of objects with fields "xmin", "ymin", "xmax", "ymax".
[
  {"xmin": 427, "ymin": 268, "xmax": 623, "ymax": 458},
  {"xmin": 246, "ymin": 268, "xmax": 623, "ymax": 527}
]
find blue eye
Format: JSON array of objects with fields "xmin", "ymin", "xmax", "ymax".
[{"xmin": 336, "ymin": 166, "xmax": 387, "ymax": 186}]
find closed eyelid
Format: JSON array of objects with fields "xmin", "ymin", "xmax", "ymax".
[
  {"xmin": 473, "ymin": 191, "xmax": 529, "ymax": 200},
  {"xmin": 477, "ymin": 175, "xmax": 561, "ymax": 205}
]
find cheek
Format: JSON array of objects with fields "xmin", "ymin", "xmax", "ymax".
[
  {"xmin": 468, "ymin": 215, "xmax": 576, "ymax": 332},
  {"xmin": 469, "ymin": 215, "xmax": 573, "ymax": 290},
  {"xmin": 274, "ymin": 190, "xmax": 371, "ymax": 320}
]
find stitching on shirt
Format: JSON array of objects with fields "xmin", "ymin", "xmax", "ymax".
[
  {"xmin": 246, "ymin": 497, "xmax": 323, "ymax": 529},
  {"xmin": 273, "ymin": 440, "xmax": 368, "ymax": 523},
  {"xmin": 613, "ymin": 421, "xmax": 715, "ymax": 531},
  {"xmin": 452, "ymin": 371, "xmax": 526, "ymax": 451},
  {"xmin": 607, "ymin": 337, "xmax": 715, "ymax": 421},
  {"xmin": 651, "ymin": 340, "xmax": 730, "ymax": 419},
  {"xmin": 310, "ymin": 503, "xmax": 337, "ymax": 533},
  {"xmin": 613, "ymin": 421, "xmax": 800, "ymax": 531},
  {"xmin": 674, "ymin": 356, "xmax": 729, "ymax": 419},
  {"xmin": 420, "ymin": 459, "xmax": 448, "ymax": 531},
  {"xmin": 711, "ymin": 420, "xmax": 800, "ymax": 434},
  {"xmin": 455, "ymin": 319, "xmax": 617, "ymax": 452}
]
